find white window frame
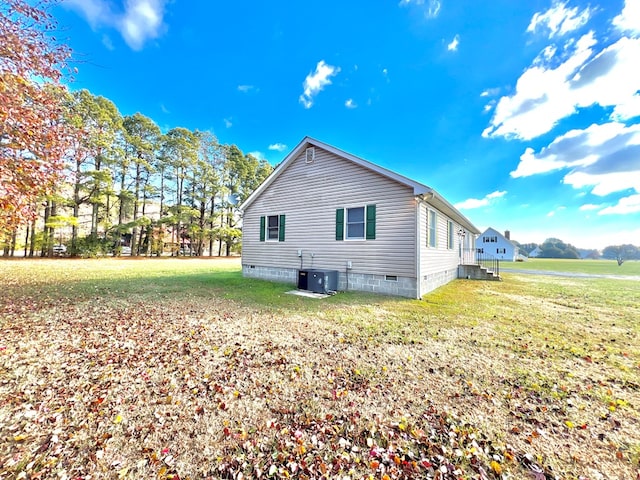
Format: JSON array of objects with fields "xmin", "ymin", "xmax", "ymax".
[
  {"xmin": 266, "ymin": 215, "xmax": 280, "ymax": 241},
  {"xmin": 427, "ymin": 208, "xmax": 437, "ymax": 248},
  {"xmin": 346, "ymin": 206, "xmax": 365, "ymax": 240},
  {"xmin": 447, "ymin": 220, "xmax": 454, "ymax": 249}
]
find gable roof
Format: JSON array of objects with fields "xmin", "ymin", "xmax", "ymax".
[
  {"xmin": 240, "ymin": 136, "xmax": 480, "ymax": 234},
  {"xmin": 479, "ymin": 227, "xmax": 517, "ymax": 247}
]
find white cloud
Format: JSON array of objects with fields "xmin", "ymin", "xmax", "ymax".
[
  {"xmin": 611, "ymin": 93, "xmax": 640, "ymax": 121},
  {"xmin": 579, "ymin": 203, "xmax": 603, "ymax": 211},
  {"xmin": 613, "ymin": 0, "xmax": 640, "ymax": 35},
  {"xmin": 223, "ymin": 118, "xmax": 232, "ymax": 128},
  {"xmin": 487, "ymin": 191, "xmax": 507, "ymax": 199},
  {"xmin": 64, "ymin": 0, "xmax": 111, "ymax": 27},
  {"xmin": 268, "ymin": 143, "xmax": 287, "ymax": 152},
  {"xmin": 248, "ymin": 151, "xmax": 266, "ymax": 161},
  {"xmin": 447, "ymin": 34, "xmax": 460, "ymax": 51},
  {"xmin": 398, "ymin": 0, "xmax": 441, "ymax": 18},
  {"xmin": 238, "ymin": 85, "xmax": 256, "ymax": 93},
  {"xmin": 564, "ymin": 170, "xmax": 640, "ymax": 196},
  {"xmin": 455, "ymin": 190, "xmax": 507, "ymax": 209},
  {"xmin": 527, "ymin": 1, "xmax": 592, "ymax": 39},
  {"xmin": 534, "ymin": 45, "xmax": 557, "ymax": 65},
  {"xmin": 486, "ymin": 0, "xmax": 640, "ymax": 141},
  {"xmin": 121, "ymin": 0, "xmax": 164, "ymax": 50},
  {"xmin": 63, "ymin": 0, "xmax": 167, "ymax": 50},
  {"xmin": 160, "ymin": 103, "xmax": 169, "ymax": 114},
  {"xmin": 102, "ymin": 34, "xmax": 114, "ymax": 50},
  {"xmin": 511, "ymin": 122, "xmax": 640, "ymax": 197},
  {"xmin": 299, "ymin": 60, "xmax": 340, "ymax": 109},
  {"xmin": 598, "ymin": 194, "xmax": 640, "ymax": 215},
  {"xmin": 547, "ymin": 206, "xmax": 566, "ymax": 217},
  {"xmin": 484, "ymin": 32, "xmax": 640, "ymax": 140},
  {"xmin": 483, "ymin": 32, "xmax": 597, "ymax": 139},
  {"xmin": 345, "ymin": 99, "xmax": 357, "ymax": 109}
]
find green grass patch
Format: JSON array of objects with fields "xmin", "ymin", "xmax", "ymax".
[{"xmin": 506, "ymin": 258, "xmax": 640, "ymax": 275}]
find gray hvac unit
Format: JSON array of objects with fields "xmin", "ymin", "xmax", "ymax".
[{"xmin": 298, "ymin": 269, "xmax": 338, "ymax": 294}]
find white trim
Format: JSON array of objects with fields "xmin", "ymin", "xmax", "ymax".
[
  {"xmin": 345, "ymin": 206, "xmax": 365, "ymax": 240},
  {"xmin": 427, "ymin": 208, "xmax": 437, "ymax": 248},
  {"xmin": 265, "ymin": 214, "xmax": 280, "ymax": 241},
  {"xmin": 415, "ymin": 198, "xmax": 421, "ymax": 299}
]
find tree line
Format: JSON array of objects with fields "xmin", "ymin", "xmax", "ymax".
[
  {"xmin": 516, "ymin": 238, "xmax": 640, "ymax": 265},
  {"xmin": 3, "ymin": 89, "xmax": 273, "ymax": 257},
  {"xmin": 1, "ymin": 1, "xmax": 273, "ymax": 257}
]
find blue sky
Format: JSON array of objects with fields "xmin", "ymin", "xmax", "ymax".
[{"xmin": 53, "ymin": 0, "xmax": 640, "ymax": 250}]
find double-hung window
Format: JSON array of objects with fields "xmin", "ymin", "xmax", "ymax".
[
  {"xmin": 427, "ymin": 209, "xmax": 437, "ymax": 247},
  {"xmin": 336, "ymin": 205, "xmax": 376, "ymax": 241},
  {"xmin": 267, "ymin": 215, "xmax": 279, "ymax": 240},
  {"xmin": 447, "ymin": 220, "xmax": 454, "ymax": 249},
  {"xmin": 259, "ymin": 214, "xmax": 285, "ymax": 242},
  {"xmin": 346, "ymin": 207, "xmax": 365, "ymax": 239}
]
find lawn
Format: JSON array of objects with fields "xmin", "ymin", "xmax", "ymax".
[
  {"xmin": 1, "ymin": 258, "xmax": 639, "ymax": 480},
  {"xmin": 504, "ymin": 258, "xmax": 640, "ymax": 276}
]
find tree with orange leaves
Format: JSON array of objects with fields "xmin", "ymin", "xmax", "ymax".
[{"xmin": 0, "ymin": 0, "xmax": 72, "ymax": 240}]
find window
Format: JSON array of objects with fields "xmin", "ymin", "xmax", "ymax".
[
  {"xmin": 347, "ymin": 207, "xmax": 364, "ymax": 239},
  {"xmin": 447, "ymin": 221, "xmax": 454, "ymax": 249},
  {"xmin": 477, "ymin": 248, "xmax": 484, "ymax": 254},
  {"xmin": 427, "ymin": 209, "xmax": 437, "ymax": 247},
  {"xmin": 497, "ymin": 248, "xmax": 506, "ymax": 254},
  {"xmin": 336, "ymin": 205, "xmax": 376, "ymax": 240},
  {"xmin": 267, "ymin": 215, "xmax": 279, "ymax": 240},
  {"xmin": 259, "ymin": 214, "xmax": 285, "ymax": 242}
]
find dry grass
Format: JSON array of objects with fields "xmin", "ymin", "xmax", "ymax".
[{"xmin": 0, "ymin": 258, "xmax": 639, "ymax": 480}]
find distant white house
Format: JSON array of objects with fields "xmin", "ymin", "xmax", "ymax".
[{"xmin": 477, "ymin": 227, "xmax": 519, "ymax": 261}]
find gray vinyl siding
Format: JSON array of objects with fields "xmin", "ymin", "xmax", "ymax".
[
  {"xmin": 419, "ymin": 200, "xmax": 462, "ymax": 287},
  {"xmin": 242, "ymin": 147, "xmax": 417, "ymax": 278}
]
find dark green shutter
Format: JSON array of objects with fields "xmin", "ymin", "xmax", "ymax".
[
  {"xmin": 259, "ymin": 216, "xmax": 265, "ymax": 242},
  {"xmin": 366, "ymin": 204, "xmax": 376, "ymax": 240},
  {"xmin": 335, "ymin": 208, "xmax": 344, "ymax": 241},
  {"xmin": 278, "ymin": 215, "xmax": 286, "ymax": 242}
]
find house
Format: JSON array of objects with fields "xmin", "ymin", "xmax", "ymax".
[
  {"xmin": 239, "ymin": 137, "xmax": 481, "ymax": 299},
  {"xmin": 477, "ymin": 227, "xmax": 519, "ymax": 261}
]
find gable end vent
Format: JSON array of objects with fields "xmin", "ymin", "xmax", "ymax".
[{"xmin": 305, "ymin": 147, "xmax": 315, "ymax": 164}]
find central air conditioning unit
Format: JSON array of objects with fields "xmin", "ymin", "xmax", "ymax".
[{"xmin": 297, "ymin": 269, "xmax": 338, "ymax": 294}]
